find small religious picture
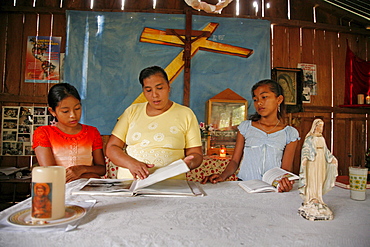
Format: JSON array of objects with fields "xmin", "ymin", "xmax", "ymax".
[
  {"xmin": 272, "ymin": 67, "xmax": 303, "ymax": 113},
  {"xmin": 32, "ymin": 182, "xmax": 52, "ymax": 218}
]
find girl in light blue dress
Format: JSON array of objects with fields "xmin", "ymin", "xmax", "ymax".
[{"xmin": 202, "ymin": 79, "xmax": 300, "ymax": 192}]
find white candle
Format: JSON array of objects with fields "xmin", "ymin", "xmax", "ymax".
[{"xmin": 31, "ymin": 166, "xmax": 66, "ymax": 221}]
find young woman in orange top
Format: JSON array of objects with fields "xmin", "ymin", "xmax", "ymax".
[{"xmin": 32, "ymin": 83, "xmax": 106, "ymax": 183}]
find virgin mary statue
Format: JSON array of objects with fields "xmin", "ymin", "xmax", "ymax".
[{"xmin": 298, "ymin": 119, "xmax": 338, "ymax": 221}]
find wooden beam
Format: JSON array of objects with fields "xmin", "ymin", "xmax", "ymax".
[
  {"xmin": 1, "ymin": 6, "xmax": 368, "ymax": 35},
  {"xmin": 303, "ymin": 105, "xmax": 370, "ymax": 114},
  {"xmin": 166, "ymin": 29, "xmax": 211, "ymax": 38},
  {"xmin": 0, "ymin": 94, "xmax": 47, "ymax": 104}
]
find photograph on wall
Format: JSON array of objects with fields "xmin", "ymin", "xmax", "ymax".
[
  {"xmin": 24, "ymin": 36, "xmax": 61, "ymax": 83},
  {"xmin": 25, "ymin": 144, "xmax": 35, "ymax": 155},
  {"xmin": 34, "ymin": 107, "xmax": 47, "ymax": 115},
  {"xmin": 18, "ymin": 124, "xmax": 31, "ymax": 134},
  {"xmin": 297, "ymin": 63, "xmax": 317, "ymax": 103},
  {"xmin": 34, "ymin": 116, "xmax": 46, "ymax": 125},
  {"xmin": 2, "ymin": 131, "xmax": 17, "ymax": 141},
  {"xmin": 4, "ymin": 107, "xmax": 19, "ymax": 118},
  {"xmin": 1, "ymin": 106, "xmax": 49, "ymax": 156},
  {"xmin": 2, "ymin": 142, "xmax": 24, "ymax": 155},
  {"xmin": 3, "ymin": 119, "xmax": 17, "ymax": 129}
]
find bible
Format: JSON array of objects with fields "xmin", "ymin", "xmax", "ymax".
[
  {"xmin": 72, "ymin": 159, "xmax": 205, "ymax": 197},
  {"xmin": 238, "ymin": 167, "xmax": 299, "ymax": 193}
]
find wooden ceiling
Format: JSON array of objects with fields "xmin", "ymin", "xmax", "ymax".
[{"xmin": 0, "ymin": 0, "xmax": 369, "ymax": 32}]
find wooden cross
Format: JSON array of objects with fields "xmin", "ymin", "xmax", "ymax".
[{"xmin": 133, "ymin": 10, "xmax": 253, "ymax": 106}]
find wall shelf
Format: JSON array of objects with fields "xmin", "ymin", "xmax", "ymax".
[{"xmin": 339, "ymin": 104, "xmax": 370, "ymax": 108}]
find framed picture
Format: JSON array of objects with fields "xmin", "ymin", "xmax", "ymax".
[
  {"xmin": 272, "ymin": 67, "xmax": 303, "ymax": 113},
  {"xmin": 1, "ymin": 106, "xmax": 50, "ymax": 156}
]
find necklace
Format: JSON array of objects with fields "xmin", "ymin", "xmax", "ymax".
[{"xmin": 258, "ymin": 120, "xmax": 280, "ymax": 133}]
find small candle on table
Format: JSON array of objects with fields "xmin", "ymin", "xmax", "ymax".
[
  {"xmin": 220, "ymin": 145, "xmax": 226, "ymax": 158},
  {"xmin": 31, "ymin": 166, "xmax": 66, "ymax": 221}
]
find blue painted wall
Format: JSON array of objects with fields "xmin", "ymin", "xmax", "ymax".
[{"xmin": 65, "ymin": 11, "xmax": 270, "ymax": 135}]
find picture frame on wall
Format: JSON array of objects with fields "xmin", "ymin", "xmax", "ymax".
[
  {"xmin": 271, "ymin": 67, "xmax": 304, "ymax": 113},
  {"xmin": 1, "ymin": 106, "xmax": 49, "ymax": 156}
]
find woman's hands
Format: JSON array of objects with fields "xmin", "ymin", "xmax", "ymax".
[
  {"xmin": 278, "ymin": 177, "xmax": 294, "ymax": 192},
  {"xmin": 65, "ymin": 166, "xmax": 103, "ymax": 183},
  {"xmin": 65, "ymin": 166, "xmax": 83, "ymax": 183},
  {"xmin": 201, "ymin": 174, "xmax": 225, "ymax": 184},
  {"xmin": 127, "ymin": 161, "xmax": 154, "ymax": 180}
]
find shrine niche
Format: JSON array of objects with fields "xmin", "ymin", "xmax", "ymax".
[
  {"xmin": 343, "ymin": 45, "xmax": 370, "ymax": 107},
  {"xmin": 206, "ymin": 88, "xmax": 248, "ymax": 155}
]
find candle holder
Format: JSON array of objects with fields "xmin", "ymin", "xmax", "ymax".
[
  {"xmin": 366, "ymin": 95, "xmax": 370, "ymax": 104},
  {"xmin": 31, "ymin": 166, "xmax": 66, "ymax": 223},
  {"xmin": 219, "ymin": 145, "xmax": 226, "ymax": 158}
]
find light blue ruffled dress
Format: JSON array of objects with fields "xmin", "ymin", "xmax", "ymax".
[{"xmin": 237, "ymin": 120, "xmax": 300, "ymax": 181}]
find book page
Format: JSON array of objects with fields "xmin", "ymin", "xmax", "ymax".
[
  {"xmin": 238, "ymin": 180, "xmax": 277, "ymax": 193},
  {"xmin": 72, "ymin": 178, "xmax": 134, "ymax": 195},
  {"xmin": 134, "ymin": 180, "xmax": 204, "ymax": 197},
  {"xmin": 130, "ymin": 159, "xmax": 190, "ymax": 192},
  {"xmin": 0, "ymin": 166, "xmax": 28, "ymax": 176},
  {"xmin": 262, "ymin": 167, "xmax": 299, "ymax": 187}
]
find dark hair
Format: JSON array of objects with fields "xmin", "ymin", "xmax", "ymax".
[
  {"xmin": 249, "ymin": 79, "xmax": 286, "ymax": 121},
  {"xmin": 48, "ymin": 83, "xmax": 81, "ymax": 110},
  {"xmin": 139, "ymin": 66, "xmax": 169, "ymax": 86}
]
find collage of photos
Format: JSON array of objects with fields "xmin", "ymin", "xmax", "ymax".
[{"xmin": 2, "ymin": 106, "xmax": 51, "ymax": 156}]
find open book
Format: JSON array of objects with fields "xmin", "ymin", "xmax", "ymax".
[
  {"xmin": 238, "ymin": 167, "xmax": 299, "ymax": 193},
  {"xmin": 72, "ymin": 159, "xmax": 205, "ymax": 197}
]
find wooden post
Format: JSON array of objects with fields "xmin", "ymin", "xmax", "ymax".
[{"xmin": 183, "ymin": 7, "xmax": 192, "ymax": 107}]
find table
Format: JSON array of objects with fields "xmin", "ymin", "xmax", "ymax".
[{"xmin": 0, "ymin": 180, "xmax": 369, "ymax": 247}]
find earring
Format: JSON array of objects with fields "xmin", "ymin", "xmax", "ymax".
[
  {"xmin": 50, "ymin": 116, "xmax": 57, "ymax": 126},
  {"xmin": 278, "ymin": 104, "xmax": 281, "ymax": 112}
]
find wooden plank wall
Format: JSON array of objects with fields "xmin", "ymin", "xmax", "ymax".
[{"xmin": 0, "ymin": 0, "xmax": 369, "ymax": 177}]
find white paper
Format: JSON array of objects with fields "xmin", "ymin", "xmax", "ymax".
[
  {"xmin": 238, "ymin": 167, "xmax": 299, "ymax": 193},
  {"xmin": 0, "ymin": 167, "xmax": 28, "ymax": 176},
  {"xmin": 130, "ymin": 159, "xmax": 190, "ymax": 192},
  {"xmin": 262, "ymin": 167, "xmax": 299, "ymax": 185}
]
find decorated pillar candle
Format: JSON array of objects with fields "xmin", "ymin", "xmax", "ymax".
[
  {"xmin": 31, "ymin": 166, "xmax": 66, "ymax": 221},
  {"xmin": 357, "ymin": 94, "xmax": 364, "ymax": 104}
]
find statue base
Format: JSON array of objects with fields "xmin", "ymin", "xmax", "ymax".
[{"xmin": 298, "ymin": 201, "xmax": 334, "ymax": 221}]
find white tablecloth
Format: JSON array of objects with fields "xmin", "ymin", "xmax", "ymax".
[{"xmin": 0, "ymin": 179, "xmax": 369, "ymax": 247}]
